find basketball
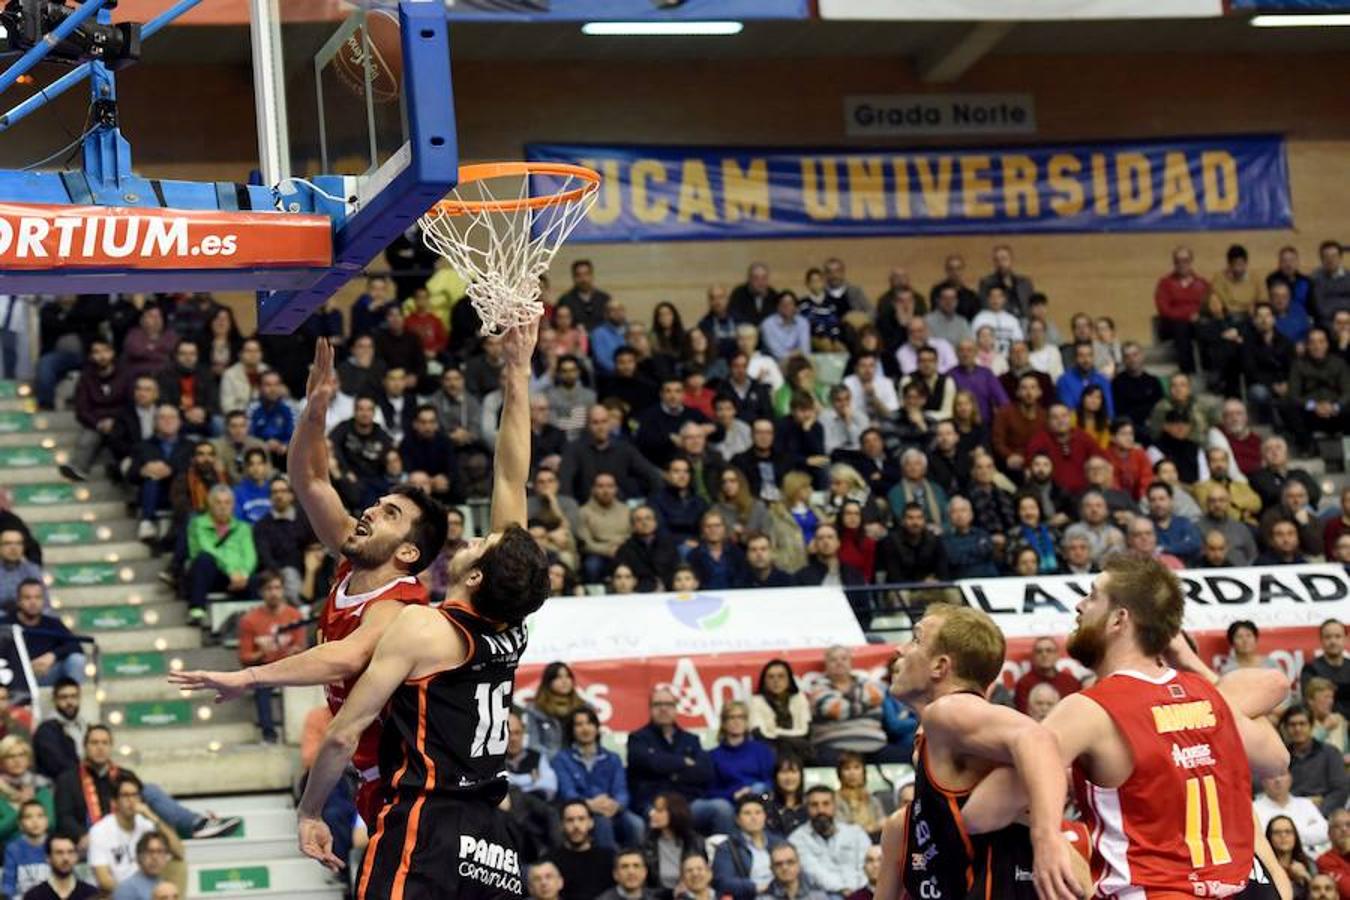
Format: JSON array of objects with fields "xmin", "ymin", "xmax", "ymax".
[{"xmin": 332, "ymin": 8, "xmax": 402, "ymax": 106}]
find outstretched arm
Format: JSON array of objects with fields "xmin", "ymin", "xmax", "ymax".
[
  {"xmin": 925, "ymin": 695, "xmax": 1082, "ymax": 900},
  {"xmin": 296, "ymin": 606, "xmax": 448, "ymax": 870},
  {"xmin": 490, "ymin": 320, "xmax": 539, "ymax": 533},
  {"xmin": 289, "ymin": 338, "xmax": 356, "ymax": 555}
]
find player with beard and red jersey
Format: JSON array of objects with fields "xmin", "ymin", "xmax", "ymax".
[
  {"xmin": 961, "ymin": 556, "xmax": 1290, "ymax": 900},
  {"xmin": 171, "ymin": 336, "xmax": 449, "ymax": 825},
  {"xmin": 296, "ymin": 320, "xmax": 550, "ymax": 900}
]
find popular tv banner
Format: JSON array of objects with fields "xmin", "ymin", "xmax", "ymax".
[{"xmin": 526, "ymin": 135, "xmax": 1292, "ymax": 243}]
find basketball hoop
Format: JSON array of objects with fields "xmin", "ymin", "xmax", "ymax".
[{"xmin": 419, "ymin": 161, "xmax": 602, "ymax": 337}]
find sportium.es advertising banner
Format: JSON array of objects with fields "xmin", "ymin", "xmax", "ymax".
[{"xmin": 526, "ymin": 135, "xmax": 1292, "ymax": 242}]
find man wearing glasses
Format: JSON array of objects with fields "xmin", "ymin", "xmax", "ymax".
[
  {"xmin": 86, "ymin": 773, "xmax": 183, "ymax": 897},
  {"xmin": 110, "ymin": 832, "xmax": 173, "ymax": 900},
  {"xmin": 625, "ymin": 687, "xmax": 735, "ymax": 836}
]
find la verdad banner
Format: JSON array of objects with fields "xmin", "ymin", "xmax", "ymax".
[
  {"xmin": 515, "ymin": 565, "xmax": 1345, "ymax": 731},
  {"xmin": 525, "ymin": 135, "xmax": 1292, "ymax": 243}
]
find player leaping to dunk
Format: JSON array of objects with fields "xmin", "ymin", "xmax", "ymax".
[
  {"xmin": 171, "ymin": 336, "xmax": 449, "ymax": 825},
  {"xmin": 296, "ymin": 319, "xmax": 549, "ymax": 900}
]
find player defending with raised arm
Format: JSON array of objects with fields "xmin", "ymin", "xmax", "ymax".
[
  {"xmin": 961, "ymin": 556, "xmax": 1291, "ymax": 900},
  {"xmin": 170, "ymin": 337, "xmax": 448, "ymax": 823},
  {"xmin": 881, "ymin": 603, "xmax": 1084, "ymax": 900},
  {"xmin": 297, "ymin": 320, "xmax": 550, "ymax": 900}
]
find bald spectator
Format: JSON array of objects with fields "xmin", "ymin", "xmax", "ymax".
[
  {"xmin": 1024, "ymin": 403, "xmax": 1102, "ymax": 496},
  {"xmin": 128, "ymin": 405, "xmax": 194, "ymax": 541},
  {"xmin": 1196, "ymin": 531, "xmax": 1232, "ymax": 569},
  {"xmin": 807, "ymin": 647, "xmax": 897, "ymax": 764},
  {"xmin": 1026, "ymin": 683, "xmax": 1060, "ymax": 723},
  {"xmin": 1195, "ymin": 483, "xmax": 1259, "ymax": 567},
  {"xmin": 1251, "ymin": 436, "xmax": 1322, "ymax": 511},
  {"xmin": 1260, "ymin": 481, "xmax": 1323, "ymax": 558},
  {"xmin": 895, "ymin": 317, "xmax": 956, "ymax": 376},
  {"xmin": 1110, "ymin": 341, "xmax": 1164, "ymax": 441},
  {"xmin": 1209, "ymin": 399, "xmax": 1263, "ymax": 479},
  {"xmin": 1154, "ymin": 245, "xmax": 1209, "ymax": 374},
  {"xmin": 731, "ymin": 262, "xmax": 777, "ymax": 323},
  {"xmin": 591, "ymin": 300, "xmax": 629, "ymax": 376},
  {"xmin": 924, "ymin": 285, "xmax": 972, "ymax": 348},
  {"xmin": 1124, "ymin": 516, "xmax": 1184, "ymax": 570},
  {"xmin": 558, "ymin": 406, "xmax": 662, "ymax": 501},
  {"xmin": 700, "ymin": 284, "xmax": 740, "ymax": 356},
  {"xmin": 948, "ymin": 339, "xmax": 1009, "ymax": 424},
  {"xmin": 1192, "ymin": 446, "xmax": 1261, "ymax": 527},
  {"xmin": 978, "ymin": 244, "xmax": 1035, "ymax": 316},
  {"xmin": 1013, "ymin": 637, "xmax": 1081, "ymax": 713},
  {"xmin": 1062, "ymin": 491, "xmax": 1125, "ymax": 567}
]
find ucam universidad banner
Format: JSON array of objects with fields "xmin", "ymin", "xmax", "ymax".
[{"xmin": 525, "ymin": 135, "xmax": 1292, "ymax": 243}]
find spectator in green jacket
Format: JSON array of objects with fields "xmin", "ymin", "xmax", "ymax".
[{"xmin": 185, "ymin": 484, "xmax": 256, "ymax": 625}]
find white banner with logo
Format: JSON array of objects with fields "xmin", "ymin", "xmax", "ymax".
[
  {"xmin": 521, "ymin": 587, "xmax": 866, "ymax": 666},
  {"xmin": 844, "ymin": 94, "xmax": 1036, "ymax": 137},
  {"xmin": 958, "ymin": 564, "xmax": 1350, "ymax": 639}
]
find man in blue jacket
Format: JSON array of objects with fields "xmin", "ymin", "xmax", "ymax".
[
  {"xmin": 553, "ymin": 707, "xmax": 644, "ymax": 849},
  {"xmin": 625, "ymin": 687, "xmax": 735, "ymax": 836},
  {"xmin": 713, "ymin": 795, "xmax": 786, "ymax": 900}
]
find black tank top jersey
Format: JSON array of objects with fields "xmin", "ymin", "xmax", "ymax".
[
  {"xmin": 1235, "ymin": 854, "xmax": 1281, "ymax": 900},
  {"xmin": 902, "ymin": 733, "xmax": 1038, "ymax": 900},
  {"xmin": 376, "ymin": 603, "xmax": 528, "ymax": 806}
]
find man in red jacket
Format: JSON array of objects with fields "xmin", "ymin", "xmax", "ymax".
[
  {"xmin": 1024, "ymin": 403, "xmax": 1103, "ymax": 495},
  {"xmin": 1154, "ymin": 245, "xmax": 1211, "ymax": 375},
  {"xmin": 1012, "ymin": 636, "xmax": 1082, "ymax": 713},
  {"xmin": 62, "ymin": 339, "xmax": 129, "ymax": 482},
  {"xmin": 1317, "ymin": 809, "xmax": 1350, "ymax": 899}
]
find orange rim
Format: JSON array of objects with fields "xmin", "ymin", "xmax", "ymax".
[{"xmin": 429, "ymin": 162, "xmax": 601, "ymax": 215}]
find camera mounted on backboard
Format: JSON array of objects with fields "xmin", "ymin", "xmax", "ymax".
[{"xmin": 0, "ymin": 0, "xmax": 141, "ymax": 69}]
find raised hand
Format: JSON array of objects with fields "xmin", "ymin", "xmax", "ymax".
[
  {"xmin": 304, "ymin": 338, "xmax": 339, "ymax": 418},
  {"xmin": 500, "ymin": 317, "xmax": 540, "ymax": 372}
]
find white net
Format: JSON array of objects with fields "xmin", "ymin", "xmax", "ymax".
[{"xmin": 419, "ymin": 167, "xmax": 600, "ymax": 337}]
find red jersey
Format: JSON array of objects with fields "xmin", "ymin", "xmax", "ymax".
[
  {"xmin": 1073, "ymin": 669, "xmax": 1253, "ymax": 900},
  {"xmin": 318, "ymin": 559, "xmax": 429, "ymax": 775}
]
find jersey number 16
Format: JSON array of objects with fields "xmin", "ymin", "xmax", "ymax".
[{"xmin": 471, "ymin": 682, "xmax": 512, "ymax": 758}]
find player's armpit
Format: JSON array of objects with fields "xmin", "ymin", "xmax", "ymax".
[{"xmin": 1217, "ymin": 667, "xmax": 1291, "ymax": 719}]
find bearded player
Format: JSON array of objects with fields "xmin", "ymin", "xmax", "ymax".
[
  {"xmin": 170, "ymin": 336, "xmax": 451, "ymax": 825},
  {"xmin": 296, "ymin": 319, "xmax": 549, "ymax": 900},
  {"xmin": 962, "ymin": 557, "xmax": 1290, "ymax": 900},
  {"xmin": 879, "ymin": 603, "xmax": 1084, "ymax": 900}
]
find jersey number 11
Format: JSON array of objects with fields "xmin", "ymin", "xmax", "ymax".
[{"xmin": 1184, "ymin": 775, "xmax": 1232, "ymax": 869}]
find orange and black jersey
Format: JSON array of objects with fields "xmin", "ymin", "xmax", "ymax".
[
  {"xmin": 902, "ymin": 732, "xmax": 1038, "ymax": 900},
  {"xmin": 376, "ymin": 603, "xmax": 528, "ymax": 806}
]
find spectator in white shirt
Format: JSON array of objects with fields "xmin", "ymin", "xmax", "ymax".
[
  {"xmin": 736, "ymin": 325, "xmax": 785, "ymax": 391},
  {"xmin": 711, "ymin": 396, "xmax": 752, "ymax": 463},
  {"xmin": 88, "ymin": 773, "xmax": 184, "ymax": 896},
  {"xmin": 760, "ymin": 293, "xmax": 812, "ymax": 362},
  {"xmin": 843, "ymin": 353, "xmax": 899, "ymax": 425},
  {"xmin": 1026, "ymin": 319, "xmax": 1065, "ymax": 381},
  {"xmin": 894, "ymin": 318, "xmax": 957, "ymax": 376},
  {"xmin": 819, "ymin": 386, "xmax": 868, "ymax": 455},
  {"xmin": 1256, "ymin": 771, "xmax": 1330, "ymax": 854},
  {"xmin": 788, "ymin": 787, "xmax": 870, "ymax": 896},
  {"xmin": 970, "ymin": 286, "xmax": 1025, "ymax": 356}
]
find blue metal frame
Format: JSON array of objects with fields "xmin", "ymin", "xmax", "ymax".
[
  {"xmin": 254, "ymin": 0, "xmax": 458, "ymax": 334},
  {"xmin": 0, "ymin": 0, "xmax": 110, "ymax": 95}
]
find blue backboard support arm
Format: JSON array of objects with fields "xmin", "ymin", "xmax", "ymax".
[
  {"xmin": 0, "ymin": 0, "xmax": 110, "ymax": 95},
  {"xmin": 255, "ymin": 0, "xmax": 459, "ymax": 335},
  {"xmin": 0, "ymin": 0, "xmax": 205, "ymax": 133}
]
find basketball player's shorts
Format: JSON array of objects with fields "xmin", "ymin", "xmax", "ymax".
[
  {"xmin": 970, "ymin": 824, "xmax": 1039, "ymax": 900},
  {"xmin": 357, "ymin": 794, "xmax": 524, "ymax": 900},
  {"xmin": 1234, "ymin": 880, "xmax": 1281, "ymax": 900}
]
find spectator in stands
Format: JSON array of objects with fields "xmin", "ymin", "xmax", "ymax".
[
  {"xmin": 185, "ymin": 484, "xmax": 256, "ymax": 622},
  {"xmin": 977, "ymin": 244, "xmax": 1034, "ymax": 315},
  {"xmin": 899, "ymin": 346, "xmax": 956, "ymax": 424},
  {"xmin": 929, "ymin": 421, "xmax": 972, "ymax": 498},
  {"xmin": 0, "ymin": 684, "xmax": 31, "ymax": 743},
  {"xmin": 129, "ymin": 405, "xmax": 193, "ymax": 541},
  {"xmin": 788, "ymin": 786, "xmax": 869, "ymax": 897},
  {"xmin": 1194, "ymin": 444, "xmax": 1261, "ymax": 525},
  {"xmin": 553, "ymin": 707, "xmax": 640, "ymax": 850},
  {"xmin": 924, "ymin": 285, "xmax": 972, "ymax": 349},
  {"xmin": 526, "ymin": 662, "xmax": 588, "ymax": 756},
  {"xmin": 742, "ymin": 533, "xmax": 796, "ymax": 590},
  {"xmin": 730, "ymin": 263, "xmax": 777, "ymax": 324},
  {"xmin": 1110, "ymin": 341, "xmax": 1164, "ymax": 443},
  {"xmin": 24, "ymin": 834, "xmax": 96, "ymax": 900},
  {"xmin": 650, "ymin": 457, "xmax": 709, "ymax": 550},
  {"xmin": 111, "ymin": 830, "xmax": 174, "ymax": 900},
  {"xmin": 1025, "ymin": 403, "xmax": 1101, "ymax": 496},
  {"xmin": 210, "ymin": 410, "xmax": 262, "ymax": 484},
  {"xmin": 1267, "ymin": 815, "xmax": 1318, "ymax": 899},
  {"xmin": 732, "ymin": 420, "xmax": 794, "ymax": 504},
  {"xmin": 578, "ymin": 473, "xmax": 631, "ymax": 583},
  {"xmin": 548, "ymin": 801, "xmax": 616, "ymax": 900},
  {"xmin": 246, "ymin": 370, "xmax": 294, "ymax": 468},
  {"xmin": 63, "ymin": 339, "xmax": 129, "ymax": 482},
  {"xmin": 628, "ymin": 687, "xmax": 734, "ymax": 837},
  {"xmin": 712, "ymin": 469, "xmax": 769, "ymax": 546},
  {"xmin": 560, "ymin": 406, "xmax": 661, "ymax": 501},
  {"xmin": 748, "ymin": 659, "xmax": 812, "ymax": 763},
  {"xmin": 887, "ymin": 450, "xmax": 948, "ymax": 532},
  {"xmin": 598, "ymin": 849, "xmax": 659, "ymax": 900},
  {"xmin": 253, "ymin": 477, "xmax": 314, "ymax": 603},
  {"xmin": 374, "ymin": 365, "xmax": 416, "ymax": 445},
  {"xmin": 1195, "ymin": 483, "xmax": 1258, "ymax": 567},
  {"xmin": 807, "ymin": 646, "xmax": 894, "ymax": 764},
  {"xmin": 1062, "ymin": 491, "xmax": 1125, "ymax": 568},
  {"xmin": 990, "ymin": 373, "xmax": 1046, "ymax": 477},
  {"xmin": 823, "ymin": 257, "xmax": 870, "ymax": 318},
  {"xmin": 1219, "ymin": 620, "xmax": 1278, "ymax": 673},
  {"xmin": 1154, "ymin": 246, "xmax": 1208, "ymax": 374},
  {"xmin": 121, "ymin": 305, "xmax": 178, "ymax": 382},
  {"xmin": 31, "ymin": 679, "xmax": 85, "ymax": 781},
  {"xmin": 1012, "ymin": 636, "xmax": 1081, "ymax": 713},
  {"xmin": 3, "ymin": 798, "xmax": 49, "ymax": 898},
  {"xmin": 942, "ymin": 496, "xmax": 998, "ymax": 579},
  {"xmin": 641, "ymin": 792, "xmax": 707, "ymax": 896},
  {"xmin": 614, "ymin": 506, "xmax": 679, "ymax": 594},
  {"xmin": 1242, "ymin": 299, "xmax": 1297, "ymax": 427},
  {"xmin": 1323, "ymin": 488, "xmax": 1350, "ymax": 558},
  {"xmin": 894, "ymin": 317, "xmax": 956, "ymax": 378},
  {"xmin": 1313, "ymin": 240, "xmax": 1350, "ymax": 326},
  {"xmin": 877, "ymin": 502, "xmax": 949, "ymax": 584},
  {"xmin": 336, "ymin": 334, "xmax": 384, "ymax": 400},
  {"xmin": 1056, "ymin": 341, "xmax": 1113, "ymax": 422},
  {"xmin": 403, "ymin": 287, "xmax": 447, "ymax": 357},
  {"xmin": 155, "ymin": 340, "xmax": 217, "ymax": 439},
  {"xmin": 86, "ymin": 773, "xmax": 184, "ymax": 897},
  {"xmin": 230, "ymin": 448, "xmax": 271, "ymax": 524},
  {"xmin": 795, "ymin": 523, "xmax": 861, "ymax": 587},
  {"xmin": 688, "ymin": 510, "xmax": 749, "ymax": 590},
  {"xmin": 948, "ymin": 339, "xmax": 1008, "ymax": 425},
  {"xmin": 712, "ymin": 795, "xmax": 783, "ymax": 900},
  {"xmin": 1146, "ymin": 482, "xmax": 1201, "ymax": 565},
  {"xmin": 1261, "ymin": 481, "xmax": 1322, "ymax": 558},
  {"xmin": 762, "ymin": 291, "xmax": 811, "ymax": 362},
  {"xmin": 1123, "ymin": 516, "xmax": 1183, "ymax": 570},
  {"xmin": 1302, "ymin": 621, "xmax": 1350, "ymax": 719},
  {"xmin": 762, "ymin": 843, "xmax": 828, "ymax": 900},
  {"xmin": 4, "ymin": 580, "xmax": 82, "ymax": 686},
  {"xmin": 1317, "ymin": 811, "xmax": 1350, "ymax": 899},
  {"xmin": 1283, "ymin": 327, "xmax": 1350, "ymax": 456},
  {"xmin": 236, "ymin": 571, "xmax": 302, "ymax": 744},
  {"xmin": 0, "ymin": 736, "xmax": 51, "ymax": 847},
  {"xmin": 34, "ymin": 295, "xmax": 103, "ymax": 411},
  {"xmin": 529, "ymin": 859, "xmax": 564, "ymax": 900},
  {"xmin": 559, "ymin": 260, "xmax": 611, "ymax": 330},
  {"xmin": 1282, "ymin": 706, "xmax": 1350, "ymax": 816},
  {"xmin": 0, "ymin": 529, "xmax": 43, "ymax": 611},
  {"xmin": 1152, "ymin": 410, "xmax": 1205, "ymax": 486},
  {"xmin": 832, "ymin": 752, "xmax": 883, "ymax": 841},
  {"xmin": 1256, "ymin": 520, "xmax": 1308, "ymax": 567},
  {"xmin": 373, "ymin": 305, "xmax": 425, "ymax": 385},
  {"xmin": 1304, "ymin": 678, "xmax": 1349, "ymax": 763},
  {"xmin": 1256, "ymin": 771, "xmax": 1328, "ymax": 852},
  {"xmin": 709, "ymin": 700, "xmax": 775, "ymax": 806},
  {"xmin": 330, "ymin": 395, "xmax": 395, "ymax": 508},
  {"xmin": 1252, "ymin": 436, "xmax": 1322, "ymax": 511},
  {"xmin": 1269, "ymin": 246, "xmax": 1315, "ymax": 310}
]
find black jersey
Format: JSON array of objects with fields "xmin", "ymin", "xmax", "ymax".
[
  {"xmin": 901, "ymin": 733, "xmax": 1037, "ymax": 900},
  {"xmin": 376, "ymin": 603, "xmax": 528, "ymax": 805},
  {"xmin": 1235, "ymin": 854, "xmax": 1281, "ymax": 900}
]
